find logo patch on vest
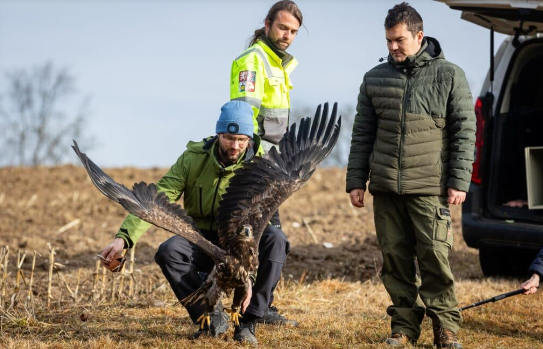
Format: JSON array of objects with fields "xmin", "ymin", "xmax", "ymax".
[{"xmin": 239, "ymin": 70, "xmax": 256, "ymax": 92}]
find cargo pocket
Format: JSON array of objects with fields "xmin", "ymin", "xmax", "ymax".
[
  {"xmin": 433, "ymin": 206, "xmax": 452, "ymax": 248},
  {"xmin": 265, "ymin": 77, "xmax": 284, "ymax": 105}
]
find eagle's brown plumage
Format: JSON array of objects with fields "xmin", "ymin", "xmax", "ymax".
[
  {"xmin": 217, "ymin": 102, "xmax": 341, "ymax": 248},
  {"xmin": 72, "ymin": 102, "xmax": 341, "ymax": 327}
]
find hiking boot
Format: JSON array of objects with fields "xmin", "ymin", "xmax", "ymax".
[
  {"xmin": 257, "ymin": 305, "xmax": 298, "ymax": 327},
  {"xmin": 234, "ymin": 318, "xmax": 258, "ymax": 345},
  {"xmin": 433, "ymin": 327, "xmax": 462, "ymax": 349},
  {"xmin": 191, "ymin": 307, "xmax": 229, "ymax": 339},
  {"xmin": 385, "ymin": 333, "xmax": 415, "ymax": 347}
]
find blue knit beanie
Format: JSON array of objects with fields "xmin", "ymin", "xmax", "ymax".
[{"xmin": 215, "ymin": 101, "xmax": 254, "ymax": 138}]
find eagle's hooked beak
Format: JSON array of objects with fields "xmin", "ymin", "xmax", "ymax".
[{"xmin": 241, "ymin": 225, "xmax": 253, "ymax": 238}]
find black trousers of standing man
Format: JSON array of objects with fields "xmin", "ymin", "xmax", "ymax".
[{"xmin": 154, "ymin": 224, "xmax": 290, "ymax": 322}]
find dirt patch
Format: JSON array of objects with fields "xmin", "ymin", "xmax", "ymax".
[{"xmin": 0, "ymin": 166, "xmax": 482, "ymax": 282}]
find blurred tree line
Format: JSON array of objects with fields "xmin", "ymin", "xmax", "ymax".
[
  {"xmin": 0, "ymin": 62, "xmax": 354, "ymax": 168},
  {"xmin": 0, "ymin": 62, "xmax": 94, "ymax": 167}
]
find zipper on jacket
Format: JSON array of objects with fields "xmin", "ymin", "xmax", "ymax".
[
  {"xmin": 199, "ymin": 187, "xmax": 204, "ymax": 216},
  {"xmin": 208, "ymin": 167, "xmax": 225, "ymax": 231},
  {"xmin": 399, "ymin": 71, "xmax": 411, "ymax": 194}
]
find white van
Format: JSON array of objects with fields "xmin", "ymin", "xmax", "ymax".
[{"xmin": 437, "ymin": 0, "xmax": 543, "ymax": 276}]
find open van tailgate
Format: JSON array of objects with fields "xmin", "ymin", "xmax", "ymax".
[{"xmin": 436, "ymin": 0, "xmax": 543, "ymax": 35}]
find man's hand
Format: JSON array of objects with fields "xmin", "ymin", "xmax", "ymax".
[
  {"xmin": 447, "ymin": 188, "xmax": 466, "ymax": 205},
  {"xmin": 241, "ymin": 279, "xmax": 253, "ymax": 313},
  {"xmin": 521, "ymin": 273, "xmax": 540, "ymax": 295},
  {"xmin": 349, "ymin": 188, "xmax": 365, "ymax": 208},
  {"xmin": 99, "ymin": 238, "xmax": 125, "ymax": 269}
]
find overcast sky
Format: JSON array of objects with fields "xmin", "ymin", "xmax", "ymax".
[{"xmin": 0, "ymin": 0, "xmax": 506, "ymax": 168}]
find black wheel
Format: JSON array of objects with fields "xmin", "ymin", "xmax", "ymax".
[{"xmin": 479, "ymin": 246, "xmax": 536, "ymax": 277}]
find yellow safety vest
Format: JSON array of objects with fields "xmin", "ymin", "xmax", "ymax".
[{"xmin": 230, "ymin": 40, "xmax": 298, "ymax": 147}]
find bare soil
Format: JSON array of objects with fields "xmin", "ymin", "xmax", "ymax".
[
  {"xmin": 2, "ymin": 166, "xmax": 542, "ymax": 349},
  {"xmin": 0, "ymin": 165, "xmax": 481, "ymax": 282}
]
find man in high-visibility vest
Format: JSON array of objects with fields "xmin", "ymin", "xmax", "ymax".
[
  {"xmin": 230, "ymin": 0, "xmax": 302, "ymax": 154},
  {"xmin": 229, "ymin": 0, "xmax": 302, "ymax": 330}
]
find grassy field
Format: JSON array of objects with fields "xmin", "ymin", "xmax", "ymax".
[
  {"xmin": 0, "ymin": 269, "xmax": 541, "ymax": 349},
  {"xmin": 1, "ymin": 166, "xmax": 542, "ymax": 348}
]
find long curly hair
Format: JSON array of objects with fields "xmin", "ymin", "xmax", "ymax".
[{"xmin": 249, "ymin": 1, "xmax": 303, "ymax": 47}]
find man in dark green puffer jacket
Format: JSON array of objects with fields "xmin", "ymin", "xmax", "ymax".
[{"xmin": 346, "ymin": 3, "xmax": 475, "ymax": 348}]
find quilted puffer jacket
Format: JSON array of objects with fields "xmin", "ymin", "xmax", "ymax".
[{"xmin": 346, "ymin": 37, "xmax": 476, "ymax": 196}]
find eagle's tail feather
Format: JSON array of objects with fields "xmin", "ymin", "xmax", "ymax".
[{"xmin": 181, "ymin": 280, "xmax": 212, "ymax": 307}]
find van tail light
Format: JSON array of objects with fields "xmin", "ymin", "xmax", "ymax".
[{"xmin": 472, "ymin": 97, "xmax": 486, "ymax": 184}]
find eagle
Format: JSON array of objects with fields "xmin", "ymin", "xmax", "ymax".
[{"xmin": 72, "ymin": 102, "xmax": 341, "ymax": 328}]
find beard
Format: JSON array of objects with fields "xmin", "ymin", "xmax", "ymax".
[
  {"xmin": 217, "ymin": 144, "xmax": 243, "ymax": 165},
  {"xmin": 273, "ymin": 39, "xmax": 290, "ymax": 51}
]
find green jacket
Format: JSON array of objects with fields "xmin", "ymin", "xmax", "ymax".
[
  {"xmin": 115, "ymin": 135, "xmax": 263, "ymax": 247},
  {"xmin": 346, "ymin": 37, "xmax": 476, "ymax": 196}
]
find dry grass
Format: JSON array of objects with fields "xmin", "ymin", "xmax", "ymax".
[
  {"xmin": 0, "ymin": 268, "xmax": 542, "ymax": 349},
  {"xmin": 1, "ymin": 166, "xmax": 542, "ymax": 348}
]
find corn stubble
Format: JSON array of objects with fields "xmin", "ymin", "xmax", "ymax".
[
  {"xmin": 0, "ymin": 246, "xmax": 541, "ymax": 349},
  {"xmin": 0, "ymin": 167, "xmax": 541, "ymax": 348}
]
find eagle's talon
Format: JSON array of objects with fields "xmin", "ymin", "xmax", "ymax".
[
  {"xmin": 225, "ymin": 307, "xmax": 242, "ymax": 326},
  {"xmin": 197, "ymin": 313, "xmax": 211, "ymax": 329}
]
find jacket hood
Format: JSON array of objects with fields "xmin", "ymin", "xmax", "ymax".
[{"xmin": 388, "ymin": 36, "xmax": 444, "ymax": 69}]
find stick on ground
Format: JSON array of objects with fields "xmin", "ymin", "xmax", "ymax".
[{"xmin": 47, "ymin": 244, "xmax": 55, "ymax": 307}]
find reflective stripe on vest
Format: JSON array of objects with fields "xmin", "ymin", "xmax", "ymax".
[
  {"xmin": 260, "ymin": 106, "xmax": 289, "ymax": 118},
  {"xmin": 235, "ymin": 48, "xmax": 275, "ymax": 78},
  {"xmin": 232, "ymin": 96, "xmax": 262, "ymax": 110}
]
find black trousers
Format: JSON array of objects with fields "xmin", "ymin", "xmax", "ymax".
[{"xmin": 154, "ymin": 224, "xmax": 290, "ymax": 323}]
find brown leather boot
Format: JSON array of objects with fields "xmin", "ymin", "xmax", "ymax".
[
  {"xmin": 385, "ymin": 333, "xmax": 415, "ymax": 346},
  {"xmin": 433, "ymin": 327, "xmax": 463, "ymax": 348}
]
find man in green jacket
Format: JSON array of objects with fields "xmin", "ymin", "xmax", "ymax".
[
  {"xmin": 346, "ymin": 3, "xmax": 475, "ymax": 348},
  {"xmin": 100, "ymin": 101, "xmax": 291, "ymax": 345}
]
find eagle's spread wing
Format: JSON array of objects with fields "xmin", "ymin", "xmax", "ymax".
[
  {"xmin": 217, "ymin": 102, "xmax": 341, "ymax": 246},
  {"xmin": 72, "ymin": 141, "xmax": 227, "ymax": 263}
]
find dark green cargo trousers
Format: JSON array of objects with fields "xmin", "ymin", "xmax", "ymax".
[{"xmin": 373, "ymin": 194, "xmax": 462, "ymax": 340}]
